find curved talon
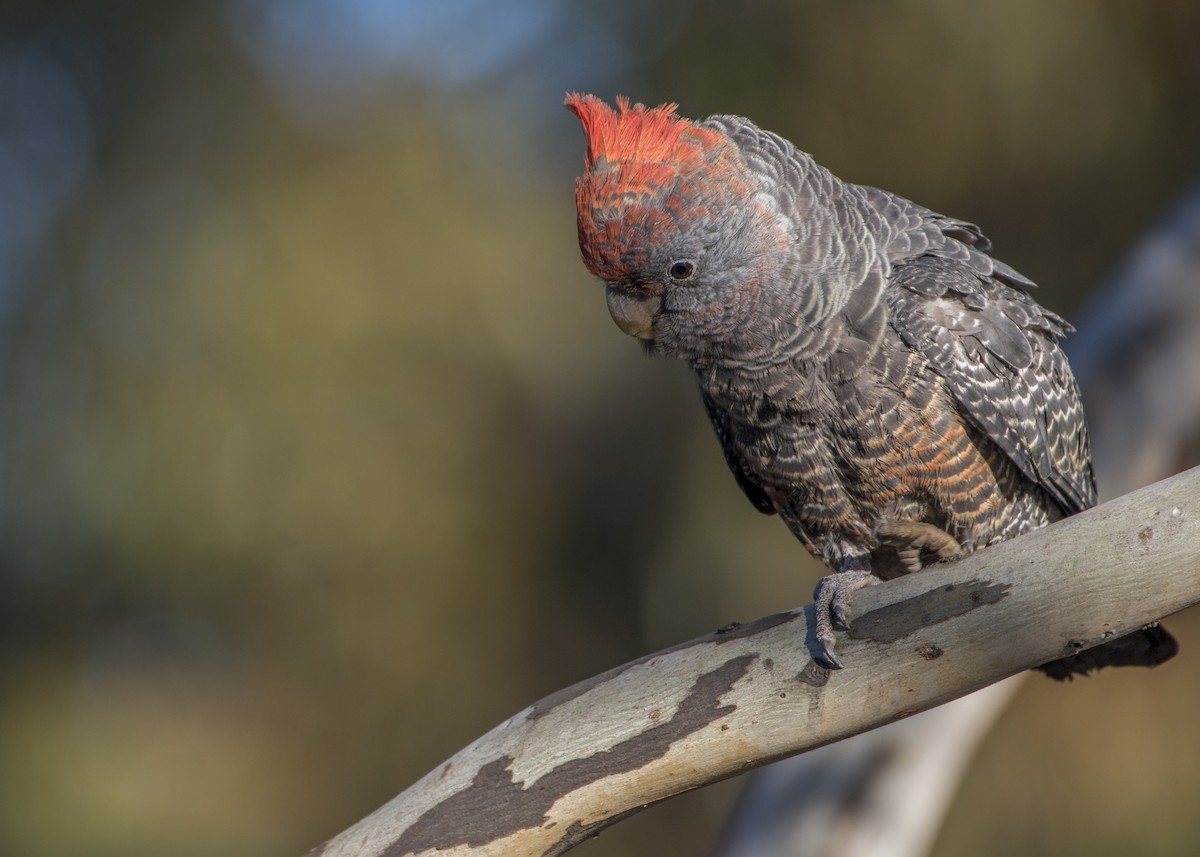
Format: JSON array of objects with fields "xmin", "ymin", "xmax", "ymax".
[
  {"xmin": 811, "ymin": 569, "xmax": 877, "ymax": 669},
  {"xmin": 815, "ymin": 635, "xmax": 842, "ymax": 671}
]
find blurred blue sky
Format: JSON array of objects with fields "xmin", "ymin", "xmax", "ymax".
[
  {"xmin": 232, "ymin": 0, "xmax": 563, "ymax": 92},
  {"xmin": 0, "ymin": 34, "xmax": 94, "ymax": 316},
  {"xmin": 227, "ymin": 0, "xmax": 655, "ymax": 133},
  {"xmin": 0, "ymin": 0, "xmax": 686, "ymax": 313}
]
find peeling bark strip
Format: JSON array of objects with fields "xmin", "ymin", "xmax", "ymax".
[
  {"xmin": 539, "ymin": 806, "xmax": 646, "ymax": 857},
  {"xmin": 849, "ymin": 580, "xmax": 1012, "ymax": 644},
  {"xmin": 304, "ymin": 466, "xmax": 1200, "ymax": 857},
  {"xmin": 388, "ymin": 656, "xmax": 757, "ymax": 855},
  {"xmin": 526, "ymin": 612, "xmax": 791, "ymax": 722}
]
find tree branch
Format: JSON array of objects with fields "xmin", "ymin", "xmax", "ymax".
[{"xmin": 304, "ymin": 465, "xmax": 1200, "ymax": 857}]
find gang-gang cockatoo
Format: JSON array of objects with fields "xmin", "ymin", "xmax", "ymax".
[{"xmin": 566, "ymin": 93, "xmax": 1177, "ymax": 679}]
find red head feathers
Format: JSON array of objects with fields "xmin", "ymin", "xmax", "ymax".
[
  {"xmin": 564, "ymin": 93, "xmax": 721, "ymax": 175},
  {"xmin": 565, "ymin": 93, "xmax": 742, "ymax": 284}
]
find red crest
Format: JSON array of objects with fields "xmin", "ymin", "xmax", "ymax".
[{"xmin": 565, "ymin": 94, "xmax": 735, "ymax": 281}]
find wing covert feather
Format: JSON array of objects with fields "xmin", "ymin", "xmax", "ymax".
[{"xmin": 887, "ymin": 255, "xmax": 1096, "ymax": 515}]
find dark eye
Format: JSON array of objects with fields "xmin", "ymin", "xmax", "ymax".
[{"xmin": 668, "ymin": 260, "xmax": 695, "ymax": 281}]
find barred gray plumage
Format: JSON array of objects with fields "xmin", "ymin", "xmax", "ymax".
[{"xmin": 567, "ymin": 93, "xmax": 1177, "ymax": 678}]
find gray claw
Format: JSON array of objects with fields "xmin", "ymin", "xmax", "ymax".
[
  {"xmin": 831, "ymin": 594, "xmax": 855, "ymax": 630},
  {"xmin": 814, "ymin": 631, "xmax": 843, "ymax": 670},
  {"xmin": 810, "ymin": 570, "xmax": 878, "ymax": 669}
]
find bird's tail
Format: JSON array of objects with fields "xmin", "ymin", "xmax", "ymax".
[{"xmin": 1037, "ymin": 622, "xmax": 1179, "ymax": 681}]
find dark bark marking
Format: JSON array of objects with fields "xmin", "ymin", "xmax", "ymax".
[
  {"xmin": 537, "ymin": 804, "xmax": 646, "ymax": 857},
  {"xmin": 849, "ymin": 579, "xmax": 1010, "ymax": 644},
  {"xmin": 526, "ymin": 611, "xmax": 793, "ymax": 721},
  {"xmin": 708, "ymin": 611, "xmax": 795, "ymax": 643},
  {"xmin": 797, "ymin": 660, "xmax": 831, "ymax": 686},
  {"xmin": 387, "ymin": 655, "xmax": 757, "ymax": 855}
]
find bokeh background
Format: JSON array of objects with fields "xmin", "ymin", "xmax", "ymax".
[{"xmin": 1, "ymin": 2, "xmax": 1198, "ymax": 855}]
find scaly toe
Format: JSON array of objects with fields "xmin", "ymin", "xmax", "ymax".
[{"xmin": 811, "ymin": 570, "xmax": 878, "ymax": 668}]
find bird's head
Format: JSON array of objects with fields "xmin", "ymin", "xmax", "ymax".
[{"xmin": 566, "ymin": 93, "xmax": 795, "ymax": 364}]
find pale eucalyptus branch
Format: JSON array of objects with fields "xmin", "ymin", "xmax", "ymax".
[{"xmin": 304, "ymin": 465, "xmax": 1200, "ymax": 857}]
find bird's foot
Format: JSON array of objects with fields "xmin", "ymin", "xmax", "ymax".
[
  {"xmin": 875, "ymin": 519, "xmax": 961, "ymax": 574},
  {"xmin": 811, "ymin": 569, "xmax": 877, "ymax": 669}
]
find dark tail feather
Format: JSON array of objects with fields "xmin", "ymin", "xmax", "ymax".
[{"xmin": 1037, "ymin": 623, "xmax": 1178, "ymax": 681}]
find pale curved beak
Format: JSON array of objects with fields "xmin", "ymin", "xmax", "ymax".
[{"xmin": 605, "ymin": 284, "xmax": 659, "ymax": 340}]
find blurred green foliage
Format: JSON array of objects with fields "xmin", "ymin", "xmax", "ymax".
[{"xmin": 0, "ymin": 2, "xmax": 1197, "ymax": 856}]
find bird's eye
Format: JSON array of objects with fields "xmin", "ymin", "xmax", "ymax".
[{"xmin": 668, "ymin": 260, "xmax": 696, "ymax": 281}]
